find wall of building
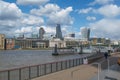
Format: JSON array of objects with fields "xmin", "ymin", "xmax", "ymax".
[
  {"xmin": 15, "ymin": 39, "xmax": 49, "ymax": 49},
  {"xmin": 0, "ymin": 34, "xmax": 5, "ymax": 50},
  {"xmin": 6, "ymin": 38, "xmax": 15, "ymax": 49},
  {"xmin": 49, "ymin": 39, "xmax": 66, "ymax": 48}
]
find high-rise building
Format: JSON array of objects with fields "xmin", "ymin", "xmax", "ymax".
[
  {"xmin": 0, "ymin": 34, "xmax": 5, "ymax": 50},
  {"xmin": 80, "ymin": 27, "xmax": 90, "ymax": 41},
  {"xmin": 68, "ymin": 33, "xmax": 75, "ymax": 38},
  {"xmin": 39, "ymin": 27, "xmax": 45, "ymax": 40},
  {"xmin": 56, "ymin": 24, "xmax": 63, "ymax": 40}
]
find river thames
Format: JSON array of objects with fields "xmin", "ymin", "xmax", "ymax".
[{"xmin": 0, "ymin": 50, "xmax": 92, "ymax": 70}]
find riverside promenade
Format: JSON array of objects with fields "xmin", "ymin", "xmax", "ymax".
[{"xmin": 32, "ymin": 53, "xmax": 120, "ymax": 80}]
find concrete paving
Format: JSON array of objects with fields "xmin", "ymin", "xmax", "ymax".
[
  {"xmin": 32, "ymin": 64, "xmax": 98, "ymax": 80},
  {"xmin": 32, "ymin": 53, "xmax": 120, "ymax": 80},
  {"xmin": 90, "ymin": 64, "xmax": 120, "ymax": 80}
]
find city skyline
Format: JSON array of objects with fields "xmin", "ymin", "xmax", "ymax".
[{"xmin": 0, "ymin": 0, "xmax": 120, "ymax": 40}]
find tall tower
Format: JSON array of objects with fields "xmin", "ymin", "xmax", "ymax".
[
  {"xmin": 56, "ymin": 24, "xmax": 63, "ymax": 40},
  {"xmin": 39, "ymin": 27, "xmax": 45, "ymax": 40},
  {"xmin": 80, "ymin": 27, "xmax": 90, "ymax": 41}
]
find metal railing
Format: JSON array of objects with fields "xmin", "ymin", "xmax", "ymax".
[{"xmin": 0, "ymin": 58, "xmax": 83, "ymax": 80}]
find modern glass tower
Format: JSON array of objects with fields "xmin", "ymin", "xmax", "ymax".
[
  {"xmin": 39, "ymin": 27, "xmax": 45, "ymax": 40},
  {"xmin": 81, "ymin": 27, "xmax": 90, "ymax": 41},
  {"xmin": 56, "ymin": 24, "xmax": 63, "ymax": 40}
]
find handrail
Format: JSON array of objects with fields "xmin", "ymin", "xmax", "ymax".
[{"xmin": 0, "ymin": 57, "xmax": 81, "ymax": 72}]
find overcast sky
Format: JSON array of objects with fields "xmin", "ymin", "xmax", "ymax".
[{"xmin": 0, "ymin": 0, "xmax": 120, "ymax": 39}]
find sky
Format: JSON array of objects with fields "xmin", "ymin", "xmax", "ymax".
[{"xmin": 0, "ymin": 0, "xmax": 120, "ymax": 40}]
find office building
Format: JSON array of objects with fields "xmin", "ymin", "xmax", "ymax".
[
  {"xmin": 56, "ymin": 24, "xmax": 63, "ymax": 40},
  {"xmin": 0, "ymin": 34, "xmax": 5, "ymax": 50},
  {"xmin": 6, "ymin": 38, "xmax": 15, "ymax": 49},
  {"xmin": 68, "ymin": 33, "xmax": 75, "ymax": 38},
  {"xmin": 15, "ymin": 38, "xmax": 49, "ymax": 49},
  {"xmin": 39, "ymin": 27, "xmax": 45, "ymax": 40},
  {"xmin": 80, "ymin": 27, "xmax": 90, "ymax": 41}
]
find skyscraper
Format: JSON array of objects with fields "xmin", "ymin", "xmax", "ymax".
[
  {"xmin": 56, "ymin": 24, "xmax": 63, "ymax": 40},
  {"xmin": 80, "ymin": 27, "xmax": 90, "ymax": 41},
  {"xmin": 39, "ymin": 27, "xmax": 45, "ymax": 40}
]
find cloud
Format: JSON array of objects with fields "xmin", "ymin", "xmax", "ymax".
[
  {"xmin": 89, "ymin": 19, "xmax": 120, "ymax": 39},
  {"xmin": 0, "ymin": 0, "xmax": 22, "ymax": 20},
  {"xmin": 37, "ymin": 26, "xmax": 56, "ymax": 34},
  {"xmin": 17, "ymin": 0, "xmax": 49, "ymax": 5},
  {"xmin": 31, "ymin": 4, "xmax": 73, "ymax": 25},
  {"xmin": 86, "ymin": 16, "xmax": 96, "ymax": 21},
  {"xmin": 97, "ymin": 4, "xmax": 120, "ymax": 18},
  {"xmin": 15, "ymin": 27, "xmax": 32, "ymax": 34},
  {"xmin": 79, "ymin": 7, "xmax": 93, "ymax": 14},
  {"xmin": 31, "ymin": 4, "xmax": 60, "ymax": 16},
  {"xmin": 90, "ymin": 0, "xmax": 114, "ymax": 5},
  {"xmin": 21, "ymin": 15, "xmax": 44, "ymax": 26}
]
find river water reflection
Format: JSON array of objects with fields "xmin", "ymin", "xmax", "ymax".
[{"xmin": 0, "ymin": 50, "xmax": 91, "ymax": 70}]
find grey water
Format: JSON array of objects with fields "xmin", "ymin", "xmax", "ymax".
[{"xmin": 0, "ymin": 50, "xmax": 91, "ymax": 71}]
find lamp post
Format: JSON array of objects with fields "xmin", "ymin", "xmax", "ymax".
[{"xmin": 79, "ymin": 40, "xmax": 83, "ymax": 54}]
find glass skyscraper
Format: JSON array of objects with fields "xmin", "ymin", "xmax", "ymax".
[
  {"xmin": 39, "ymin": 27, "xmax": 45, "ymax": 40},
  {"xmin": 56, "ymin": 24, "xmax": 63, "ymax": 40},
  {"xmin": 81, "ymin": 27, "xmax": 90, "ymax": 41}
]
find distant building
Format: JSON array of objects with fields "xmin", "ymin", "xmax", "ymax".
[
  {"xmin": 49, "ymin": 38, "xmax": 66, "ymax": 48},
  {"xmin": 15, "ymin": 38, "xmax": 49, "ymax": 49},
  {"xmin": 6, "ymin": 38, "xmax": 15, "ymax": 49},
  {"xmin": 90, "ymin": 38, "xmax": 110, "ymax": 45},
  {"xmin": 31, "ymin": 34, "xmax": 38, "ymax": 38},
  {"xmin": 39, "ymin": 27, "xmax": 45, "ymax": 40},
  {"xmin": 68, "ymin": 33, "xmax": 75, "ymax": 38},
  {"xmin": 80, "ymin": 27, "xmax": 90, "ymax": 41},
  {"xmin": 0, "ymin": 34, "xmax": 5, "ymax": 50},
  {"xmin": 56, "ymin": 24, "xmax": 63, "ymax": 40}
]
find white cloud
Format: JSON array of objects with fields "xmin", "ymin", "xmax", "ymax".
[
  {"xmin": 15, "ymin": 27, "xmax": 32, "ymax": 33},
  {"xmin": 31, "ymin": 4, "xmax": 60, "ymax": 16},
  {"xmin": 17, "ymin": 0, "xmax": 49, "ymax": 5},
  {"xmin": 47, "ymin": 7, "xmax": 73, "ymax": 25},
  {"xmin": 90, "ymin": 0, "xmax": 114, "ymax": 5},
  {"xmin": 86, "ymin": 16, "xmax": 96, "ymax": 21},
  {"xmin": 0, "ymin": 0, "xmax": 22, "ymax": 20},
  {"xmin": 79, "ymin": 7, "xmax": 93, "ymax": 14},
  {"xmin": 31, "ymin": 4, "xmax": 73, "ymax": 25},
  {"xmin": 21, "ymin": 15, "xmax": 44, "ymax": 26},
  {"xmin": 39, "ymin": 26, "xmax": 56, "ymax": 34},
  {"xmin": 97, "ymin": 4, "xmax": 120, "ymax": 18},
  {"xmin": 89, "ymin": 19, "xmax": 120, "ymax": 39}
]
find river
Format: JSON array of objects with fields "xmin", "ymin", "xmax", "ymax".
[{"xmin": 0, "ymin": 50, "xmax": 92, "ymax": 70}]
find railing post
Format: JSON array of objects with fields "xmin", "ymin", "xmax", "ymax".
[
  {"xmin": 73, "ymin": 59, "xmax": 74, "ymax": 67},
  {"xmin": 37, "ymin": 65, "xmax": 39, "ymax": 77},
  {"xmin": 44, "ymin": 64, "xmax": 46, "ymax": 75},
  {"xmin": 19, "ymin": 69, "xmax": 21, "ymax": 80},
  {"xmin": 61, "ymin": 61, "xmax": 62, "ymax": 70},
  {"xmin": 65, "ymin": 61, "xmax": 67, "ymax": 69},
  {"xmin": 51, "ymin": 63, "xmax": 52, "ymax": 73},
  {"xmin": 29, "ymin": 67, "xmax": 31, "ymax": 79},
  {"xmin": 56, "ymin": 62, "xmax": 58, "ymax": 71},
  {"xmin": 69, "ymin": 60, "xmax": 71, "ymax": 68},
  {"xmin": 8, "ymin": 70, "xmax": 10, "ymax": 80}
]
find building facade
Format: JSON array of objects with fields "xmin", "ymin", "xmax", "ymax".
[
  {"xmin": 80, "ymin": 27, "xmax": 90, "ymax": 41},
  {"xmin": 39, "ymin": 27, "xmax": 45, "ymax": 40},
  {"xmin": 49, "ymin": 38, "xmax": 66, "ymax": 48},
  {"xmin": 6, "ymin": 38, "xmax": 15, "ymax": 49},
  {"xmin": 90, "ymin": 38, "xmax": 110, "ymax": 45},
  {"xmin": 0, "ymin": 34, "xmax": 5, "ymax": 50},
  {"xmin": 56, "ymin": 24, "xmax": 63, "ymax": 40},
  {"xmin": 15, "ymin": 38, "xmax": 49, "ymax": 49}
]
